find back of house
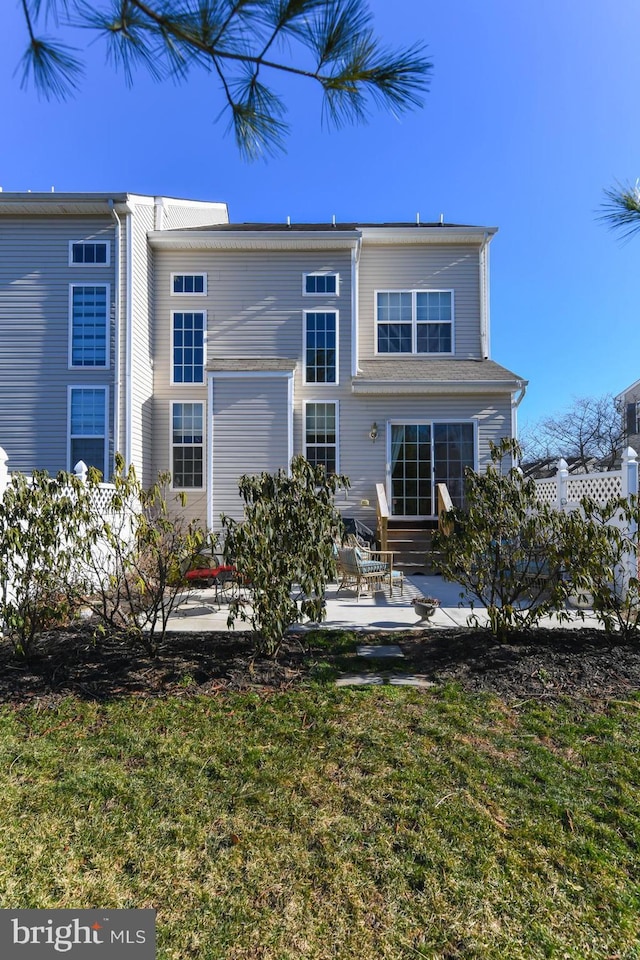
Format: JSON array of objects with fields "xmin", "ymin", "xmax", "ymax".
[{"xmin": 0, "ymin": 194, "xmax": 526, "ymax": 540}]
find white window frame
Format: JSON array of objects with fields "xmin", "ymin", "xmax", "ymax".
[
  {"xmin": 374, "ymin": 289, "xmax": 455, "ymax": 356},
  {"xmin": 68, "ymin": 283, "xmax": 110, "ymax": 369},
  {"xmin": 171, "ymin": 401, "xmax": 205, "ymax": 491},
  {"xmin": 67, "ymin": 385, "xmax": 109, "ymax": 475},
  {"xmin": 385, "ymin": 417, "xmax": 477, "ymax": 520},
  {"xmin": 303, "ymin": 309, "xmax": 339, "ymax": 386},
  {"xmin": 171, "ymin": 310, "xmax": 207, "ymax": 386},
  {"xmin": 171, "ymin": 273, "xmax": 208, "ymax": 296},
  {"xmin": 303, "ymin": 400, "xmax": 339, "ymax": 474},
  {"xmin": 303, "ymin": 272, "xmax": 340, "ymax": 297},
  {"xmin": 68, "ymin": 240, "xmax": 110, "ymax": 267}
]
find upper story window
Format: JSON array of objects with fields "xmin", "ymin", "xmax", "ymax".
[
  {"xmin": 172, "ymin": 273, "xmax": 207, "ymax": 295},
  {"xmin": 303, "ymin": 272, "xmax": 339, "ymax": 296},
  {"xmin": 69, "ymin": 284, "xmax": 109, "ymax": 367},
  {"xmin": 376, "ymin": 290, "xmax": 454, "ymax": 355},
  {"xmin": 172, "ymin": 312, "xmax": 205, "ymax": 384},
  {"xmin": 69, "ymin": 387, "xmax": 107, "ymax": 477},
  {"xmin": 69, "ymin": 241, "xmax": 109, "ymax": 266},
  {"xmin": 304, "ymin": 311, "xmax": 338, "ymax": 384}
]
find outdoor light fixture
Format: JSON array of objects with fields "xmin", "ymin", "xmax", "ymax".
[{"xmin": 369, "ymin": 422, "xmax": 378, "ymax": 443}]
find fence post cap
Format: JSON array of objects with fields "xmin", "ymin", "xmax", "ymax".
[
  {"xmin": 557, "ymin": 458, "xmax": 569, "ymax": 471},
  {"xmin": 74, "ymin": 460, "xmax": 88, "ymax": 480},
  {"xmin": 0, "ymin": 446, "xmax": 7, "ymax": 465},
  {"xmin": 622, "ymin": 446, "xmax": 638, "ymax": 463}
]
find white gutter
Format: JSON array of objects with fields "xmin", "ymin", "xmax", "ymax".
[
  {"xmin": 511, "ymin": 380, "xmax": 528, "ymax": 457},
  {"xmin": 479, "ymin": 231, "xmax": 491, "ymax": 359},
  {"xmin": 109, "ymin": 200, "xmax": 122, "ymax": 465},
  {"xmin": 207, "ymin": 374, "xmax": 214, "ymax": 530},
  {"xmin": 351, "ymin": 236, "xmax": 362, "ymax": 377}
]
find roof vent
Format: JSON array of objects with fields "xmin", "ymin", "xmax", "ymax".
[{"xmin": 439, "ymin": 213, "xmax": 444, "ymax": 225}]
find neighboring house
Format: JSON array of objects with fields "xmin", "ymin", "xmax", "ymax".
[
  {"xmin": 617, "ymin": 379, "xmax": 640, "ymax": 453},
  {"xmin": 0, "ymin": 194, "xmax": 526, "ymax": 535}
]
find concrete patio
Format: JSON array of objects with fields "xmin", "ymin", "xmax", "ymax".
[{"xmin": 168, "ymin": 573, "xmax": 600, "ymax": 633}]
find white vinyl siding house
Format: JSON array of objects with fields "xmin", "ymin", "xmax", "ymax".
[
  {"xmin": 148, "ymin": 222, "xmax": 524, "ymax": 529},
  {"xmin": 0, "ymin": 198, "xmax": 525, "ymax": 530}
]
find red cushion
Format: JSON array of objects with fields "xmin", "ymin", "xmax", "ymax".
[{"xmin": 185, "ymin": 565, "xmax": 235, "ymax": 581}]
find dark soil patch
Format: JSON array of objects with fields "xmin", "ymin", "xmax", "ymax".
[{"xmin": 0, "ymin": 625, "xmax": 639, "ymax": 706}]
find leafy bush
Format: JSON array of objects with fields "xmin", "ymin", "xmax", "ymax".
[
  {"xmin": 221, "ymin": 455, "xmax": 349, "ymax": 655},
  {"xmin": 80, "ymin": 457, "xmax": 209, "ymax": 655},
  {"xmin": 566, "ymin": 495, "xmax": 640, "ymax": 639},
  {"xmin": 0, "ymin": 457, "xmax": 208, "ymax": 658},
  {"xmin": 0, "ymin": 470, "xmax": 90, "ymax": 656},
  {"xmin": 434, "ymin": 439, "xmax": 575, "ymax": 640}
]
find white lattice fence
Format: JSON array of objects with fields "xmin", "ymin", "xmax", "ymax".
[
  {"xmin": 534, "ymin": 449, "xmax": 639, "ymax": 595},
  {"xmin": 534, "ymin": 449, "xmax": 638, "ymax": 509},
  {"xmin": 566, "ymin": 472, "xmax": 622, "ymax": 505},
  {"xmin": 534, "ymin": 478, "xmax": 556, "ymax": 506},
  {"xmin": 0, "ymin": 450, "xmax": 135, "ymax": 599}
]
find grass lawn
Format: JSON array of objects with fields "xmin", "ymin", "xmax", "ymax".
[{"xmin": 1, "ymin": 674, "xmax": 640, "ymax": 957}]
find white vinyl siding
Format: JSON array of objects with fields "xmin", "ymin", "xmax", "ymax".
[
  {"xmin": 69, "ymin": 284, "xmax": 110, "ymax": 368},
  {"xmin": 209, "ymin": 374, "xmax": 293, "ymax": 524},
  {"xmin": 359, "ymin": 245, "xmax": 481, "ymax": 360},
  {"xmin": 68, "ymin": 386, "xmax": 108, "ymax": 476}
]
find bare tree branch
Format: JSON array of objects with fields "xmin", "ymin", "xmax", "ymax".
[{"xmin": 523, "ymin": 394, "xmax": 624, "ymax": 476}]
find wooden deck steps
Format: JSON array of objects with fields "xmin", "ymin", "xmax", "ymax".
[{"xmin": 384, "ymin": 520, "xmax": 442, "ymax": 575}]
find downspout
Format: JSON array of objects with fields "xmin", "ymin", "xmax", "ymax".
[
  {"xmin": 207, "ymin": 374, "xmax": 214, "ymax": 530},
  {"xmin": 108, "ymin": 200, "xmax": 121, "ymax": 468},
  {"xmin": 351, "ymin": 235, "xmax": 362, "ymax": 377},
  {"xmin": 479, "ymin": 232, "xmax": 490, "ymax": 359},
  {"xmin": 511, "ymin": 380, "xmax": 528, "ymax": 465},
  {"xmin": 124, "ymin": 210, "xmax": 133, "ymax": 468}
]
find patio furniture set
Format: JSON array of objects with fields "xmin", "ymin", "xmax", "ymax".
[{"xmin": 184, "ymin": 538, "xmax": 405, "ymax": 609}]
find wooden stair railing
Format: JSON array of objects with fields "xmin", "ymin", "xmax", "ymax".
[
  {"xmin": 375, "ymin": 482, "xmax": 389, "ymax": 552},
  {"xmin": 436, "ymin": 482, "xmax": 454, "ymax": 536}
]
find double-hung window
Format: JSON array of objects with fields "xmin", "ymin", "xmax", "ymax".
[
  {"xmin": 304, "ymin": 311, "xmax": 338, "ymax": 384},
  {"xmin": 305, "ymin": 402, "xmax": 337, "ymax": 474},
  {"xmin": 172, "ymin": 312, "xmax": 205, "ymax": 384},
  {"xmin": 172, "ymin": 402, "xmax": 204, "ymax": 488},
  {"xmin": 376, "ymin": 290, "xmax": 453, "ymax": 354},
  {"xmin": 69, "ymin": 241, "xmax": 109, "ymax": 265},
  {"xmin": 70, "ymin": 284, "xmax": 109, "ymax": 367},
  {"xmin": 69, "ymin": 387, "xmax": 107, "ymax": 476}
]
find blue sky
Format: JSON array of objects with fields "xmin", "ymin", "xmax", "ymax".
[{"xmin": 1, "ymin": 0, "xmax": 639, "ymax": 429}]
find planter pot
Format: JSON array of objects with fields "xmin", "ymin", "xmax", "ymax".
[{"xmin": 414, "ymin": 601, "xmax": 437, "ymax": 622}]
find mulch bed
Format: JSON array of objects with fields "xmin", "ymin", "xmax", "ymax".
[{"xmin": 1, "ymin": 624, "xmax": 640, "ymax": 706}]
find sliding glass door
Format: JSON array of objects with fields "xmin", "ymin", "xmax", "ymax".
[{"xmin": 389, "ymin": 421, "xmax": 475, "ymax": 517}]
